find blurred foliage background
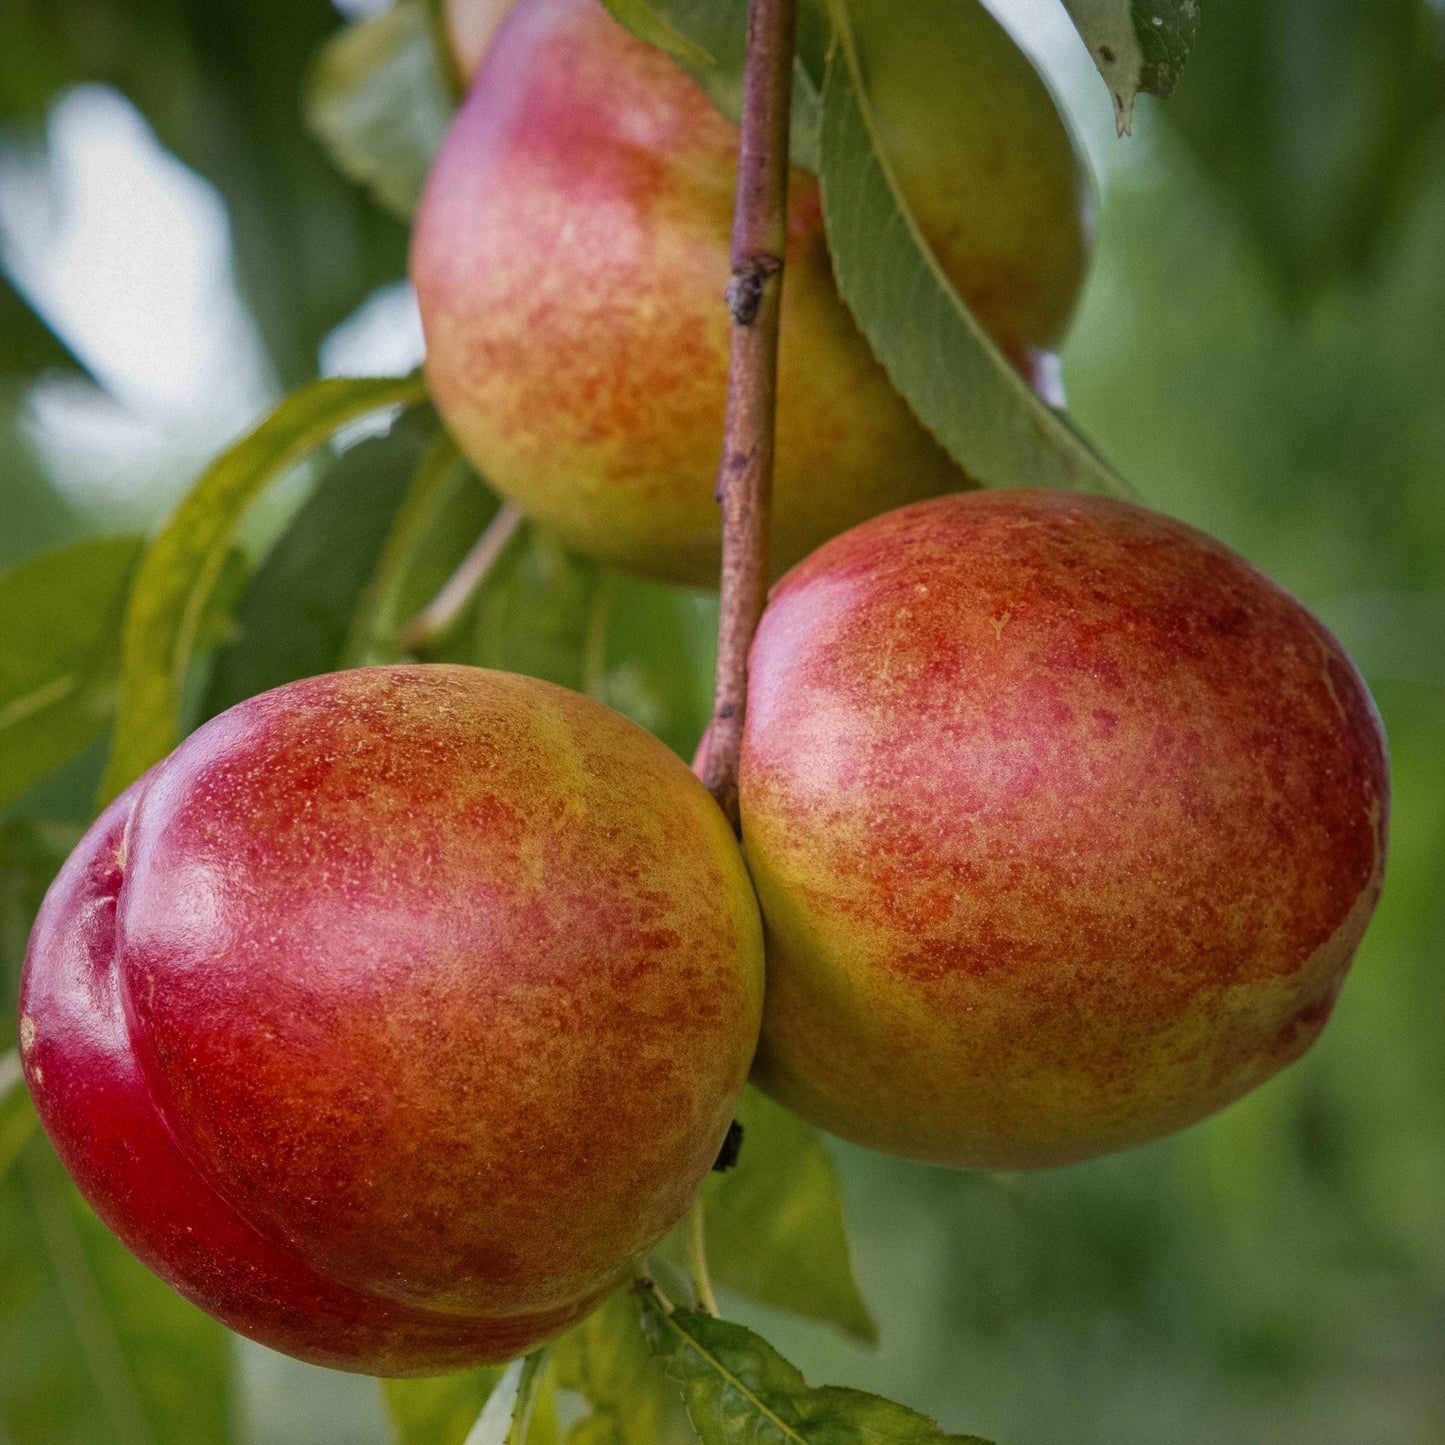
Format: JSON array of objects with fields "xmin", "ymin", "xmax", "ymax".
[{"xmin": 1, "ymin": 0, "xmax": 1443, "ymax": 1441}]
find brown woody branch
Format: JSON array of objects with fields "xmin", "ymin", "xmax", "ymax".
[{"xmin": 702, "ymin": 0, "xmax": 798, "ymax": 833}]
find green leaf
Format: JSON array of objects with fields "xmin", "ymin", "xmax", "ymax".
[
  {"xmin": 308, "ymin": 0, "xmax": 456, "ymax": 219},
  {"xmin": 676, "ymin": 1089, "xmax": 875, "ymax": 1343},
  {"xmin": 0, "ymin": 537, "xmax": 143, "ymax": 812},
  {"xmin": 464, "ymin": 530, "xmax": 604, "ymax": 691},
  {"xmin": 452, "ymin": 533, "xmax": 714, "ymax": 759},
  {"xmin": 1060, "ymin": 1, "xmax": 1200, "ymax": 134},
  {"xmin": 203, "ymin": 408, "xmax": 437, "ymax": 717},
  {"xmin": 553, "ymin": 1289, "xmax": 689, "ymax": 1445},
  {"xmin": 0, "ymin": 1143, "xmax": 234, "ymax": 1445},
  {"xmin": 472, "ymin": 551, "xmax": 708, "ymax": 753},
  {"xmin": 598, "ymin": 0, "xmax": 715, "ymax": 69},
  {"xmin": 592, "ymin": 576, "xmax": 716, "ymax": 760},
  {"xmin": 818, "ymin": 4, "xmax": 1130, "ymax": 500},
  {"xmin": 382, "ymin": 1368, "xmax": 507, "ymax": 1445},
  {"xmin": 599, "ymin": 0, "xmax": 823, "ymax": 171},
  {"xmin": 343, "ymin": 430, "xmax": 467, "ymax": 665},
  {"xmin": 0, "ymin": 822, "xmax": 77, "ymax": 1026},
  {"xmin": 465, "ymin": 1351, "xmax": 556, "ymax": 1445},
  {"xmin": 418, "ymin": 508, "xmax": 719, "ymax": 756},
  {"xmin": 636, "ymin": 1285, "xmax": 992, "ymax": 1444},
  {"xmin": 99, "ymin": 374, "xmax": 428, "ymax": 807},
  {"xmin": 0, "ymin": 1049, "xmax": 36, "ymax": 1183}
]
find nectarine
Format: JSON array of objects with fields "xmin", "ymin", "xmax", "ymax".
[
  {"xmin": 19, "ymin": 666, "xmax": 763, "ymax": 1373},
  {"xmin": 413, "ymin": 0, "xmax": 1090, "ymax": 584},
  {"xmin": 740, "ymin": 491, "xmax": 1388, "ymax": 1168}
]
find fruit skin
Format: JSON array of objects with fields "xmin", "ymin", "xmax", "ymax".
[
  {"xmin": 19, "ymin": 666, "xmax": 763, "ymax": 1374},
  {"xmin": 740, "ymin": 490, "xmax": 1389, "ymax": 1169},
  {"xmin": 413, "ymin": 0, "xmax": 1090, "ymax": 585}
]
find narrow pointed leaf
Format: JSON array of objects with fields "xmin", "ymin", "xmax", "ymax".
[
  {"xmin": 818, "ymin": 5, "xmax": 1130, "ymax": 499},
  {"xmin": 100, "ymin": 375, "xmax": 427, "ymax": 806},
  {"xmin": 343, "ymin": 430, "xmax": 465, "ymax": 665},
  {"xmin": 203, "ymin": 408, "xmax": 436, "ymax": 716}
]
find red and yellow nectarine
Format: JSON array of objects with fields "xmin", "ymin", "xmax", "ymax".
[
  {"xmin": 413, "ymin": 0, "xmax": 1090, "ymax": 584},
  {"xmin": 19, "ymin": 666, "xmax": 763, "ymax": 1373},
  {"xmin": 740, "ymin": 491, "xmax": 1389, "ymax": 1168}
]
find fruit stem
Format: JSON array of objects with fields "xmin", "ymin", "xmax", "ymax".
[
  {"xmin": 702, "ymin": 0, "xmax": 799, "ymax": 833},
  {"xmin": 395, "ymin": 500, "xmax": 525, "ymax": 653},
  {"xmin": 684, "ymin": 1197, "xmax": 721, "ymax": 1317}
]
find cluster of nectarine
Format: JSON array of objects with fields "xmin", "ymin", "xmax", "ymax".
[{"xmin": 18, "ymin": 0, "xmax": 1387, "ymax": 1379}]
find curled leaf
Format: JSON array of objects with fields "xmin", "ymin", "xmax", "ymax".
[{"xmin": 1060, "ymin": 0, "xmax": 1201, "ymax": 134}]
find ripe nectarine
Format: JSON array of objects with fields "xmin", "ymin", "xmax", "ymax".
[
  {"xmin": 20, "ymin": 666, "xmax": 763, "ymax": 1373},
  {"xmin": 740, "ymin": 491, "xmax": 1388, "ymax": 1168},
  {"xmin": 413, "ymin": 0, "xmax": 1090, "ymax": 584}
]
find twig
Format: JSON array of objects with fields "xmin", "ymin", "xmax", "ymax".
[
  {"xmin": 684, "ymin": 1197, "xmax": 720, "ymax": 1317},
  {"xmin": 700, "ymin": 0, "xmax": 798, "ymax": 833},
  {"xmin": 395, "ymin": 500, "xmax": 525, "ymax": 653}
]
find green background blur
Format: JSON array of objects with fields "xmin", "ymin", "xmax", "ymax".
[{"xmin": 2, "ymin": 1, "xmax": 1442, "ymax": 1442}]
